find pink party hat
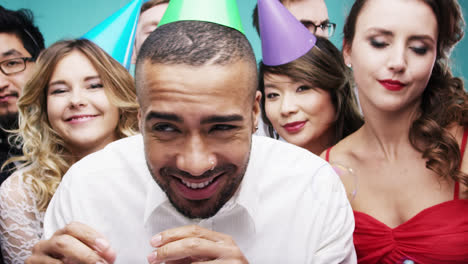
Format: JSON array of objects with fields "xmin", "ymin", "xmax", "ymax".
[{"xmin": 258, "ymin": 0, "xmax": 316, "ymax": 66}]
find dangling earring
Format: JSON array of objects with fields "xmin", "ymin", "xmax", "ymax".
[{"xmin": 346, "ymin": 63, "xmax": 352, "ymax": 68}]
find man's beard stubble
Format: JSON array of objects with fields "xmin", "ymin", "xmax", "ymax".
[
  {"xmin": 145, "ymin": 148, "xmax": 251, "ymax": 220},
  {"xmin": 0, "ymin": 112, "xmax": 19, "ymax": 133}
]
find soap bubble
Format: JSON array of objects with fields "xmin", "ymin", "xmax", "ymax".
[{"xmin": 330, "ymin": 162, "xmax": 358, "ymax": 202}]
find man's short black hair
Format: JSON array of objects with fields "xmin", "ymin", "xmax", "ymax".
[
  {"xmin": 136, "ymin": 20, "xmax": 258, "ymax": 98},
  {"xmin": 0, "ymin": 6, "xmax": 45, "ymax": 59},
  {"xmin": 137, "ymin": 20, "xmax": 256, "ymax": 68}
]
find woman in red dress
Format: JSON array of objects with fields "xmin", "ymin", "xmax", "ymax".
[{"xmin": 324, "ymin": 0, "xmax": 468, "ymax": 263}]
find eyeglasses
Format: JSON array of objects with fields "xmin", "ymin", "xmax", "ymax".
[
  {"xmin": 301, "ymin": 21, "xmax": 336, "ymax": 37},
  {"xmin": 0, "ymin": 57, "xmax": 34, "ymax": 76}
]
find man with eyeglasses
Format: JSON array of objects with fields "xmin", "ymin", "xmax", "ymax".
[
  {"xmin": 253, "ymin": 0, "xmax": 335, "ymax": 38},
  {"xmin": 0, "ymin": 6, "xmax": 44, "ymax": 187},
  {"xmin": 282, "ymin": 0, "xmax": 335, "ymax": 37}
]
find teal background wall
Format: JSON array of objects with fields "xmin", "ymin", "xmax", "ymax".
[{"xmin": 1, "ymin": 0, "xmax": 467, "ymax": 79}]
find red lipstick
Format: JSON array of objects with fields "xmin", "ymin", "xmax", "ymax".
[
  {"xmin": 282, "ymin": 121, "xmax": 306, "ymax": 133},
  {"xmin": 379, "ymin": 79, "xmax": 406, "ymax": 91}
]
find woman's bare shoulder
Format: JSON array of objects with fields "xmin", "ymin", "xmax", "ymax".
[{"xmin": 322, "ymin": 128, "xmax": 364, "ymax": 163}]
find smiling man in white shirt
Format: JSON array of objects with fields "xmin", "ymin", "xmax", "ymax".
[{"xmin": 27, "ymin": 3, "xmax": 355, "ymax": 264}]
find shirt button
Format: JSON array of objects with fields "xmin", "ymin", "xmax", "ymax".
[{"xmin": 403, "ymin": 260, "xmax": 414, "ymax": 264}]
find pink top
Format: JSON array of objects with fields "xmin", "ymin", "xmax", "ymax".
[{"xmin": 325, "ymin": 128, "xmax": 468, "ymax": 263}]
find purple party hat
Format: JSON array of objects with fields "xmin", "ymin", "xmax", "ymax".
[{"xmin": 258, "ymin": 0, "xmax": 316, "ymax": 66}]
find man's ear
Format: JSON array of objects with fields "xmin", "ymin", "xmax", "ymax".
[
  {"xmin": 131, "ymin": 44, "xmax": 137, "ymax": 64},
  {"xmin": 252, "ymin": 91, "xmax": 262, "ymax": 133},
  {"xmin": 138, "ymin": 109, "xmax": 143, "ymax": 132}
]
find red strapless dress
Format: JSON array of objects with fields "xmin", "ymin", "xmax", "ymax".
[{"xmin": 325, "ymin": 129, "xmax": 468, "ymax": 264}]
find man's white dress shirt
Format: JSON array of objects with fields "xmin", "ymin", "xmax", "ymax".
[{"xmin": 44, "ymin": 135, "xmax": 356, "ymax": 263}]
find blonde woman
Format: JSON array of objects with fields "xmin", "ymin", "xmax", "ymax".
[{"xmin": 0, "ymin": 39, "xmax": 139, "ymax": 263}]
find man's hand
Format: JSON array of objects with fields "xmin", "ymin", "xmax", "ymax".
[
  {"xmin": 146, "ymin": 225, "xmax": 248, "ymax": 264},
  {"xmin": 26, "ymin": 222, "xmax": 116, "ymax": 264}
]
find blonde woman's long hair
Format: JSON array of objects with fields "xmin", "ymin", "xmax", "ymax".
[{"xmin": 6, "ymin": 39, "xmax": 139, "ymax": 211}]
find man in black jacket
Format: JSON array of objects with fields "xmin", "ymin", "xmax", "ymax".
[{"xmin": 0, "ymin": 6, "xmax": 44, "ymax": 187}]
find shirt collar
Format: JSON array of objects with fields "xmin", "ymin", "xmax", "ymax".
[
  {"xmin": 232, "ymin": 136, "xmax": 261, "ymax": 230},
  {"xmin": 143, "ymin": 176, "xmax": 167, "ymax": 225}
]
